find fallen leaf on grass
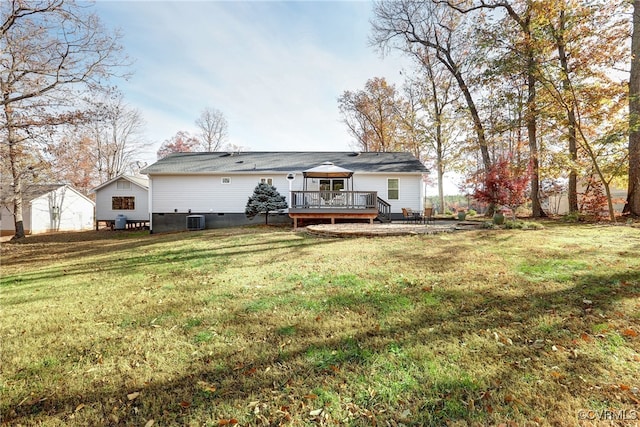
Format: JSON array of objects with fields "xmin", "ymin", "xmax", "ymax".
[
  {"xmin": 198, "ymin": 381, "xmax": 217, "ymax": 393},
  {"xmin": 144, "ymin": 420, "xmax": 154, "ymax": 427},
  {"xmin": 218, "ymin": 419, "xmax": 238, "ymax": 425},
  {"xmin": 622, "ymin": 328, "xmax": 638, "ymax": 337},
  {"xmin": 550, "ymin": 371, "xmax": 565, "ymax": 380},
  {"xmin": 179, "ymin": 401, "xmax": 190, "ymax": 408},
  {"xmin": 580, "ymin": 333, "xmax": 593, "ymax": 342},
  {"xmin": 304, "ymin": 394, "xmax": 318, "ymax": 400},
  {"xmin": 74, "ymin": 403, "xmax": 85, "ymax": 412},
  {"xmin": 309, "ymin": 408, "xmax": 323, "ymax": 416},
  {"xmin": 127, "ymin": 392, "xmax": 140, "ymax": 401}
]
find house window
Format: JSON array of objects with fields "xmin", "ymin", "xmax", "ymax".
[
  {"xmin": 116, "ymin": 179, "xmax": 131, "ymax": 190},
  {"xmin": 388, "ymin": 178, "xmax": 399, "ymax": 200},
  {"xmin": 221, "ymin": 177, "xmax": 231, "ymax": 184},
  {"xmin": 319, "ymin": 179, "xmax": 344, "ymax": 191},
  {"xmin": 112, "ymin": 196, "xmax": 135, "ymax": 210},
  {"xmin": 260, "ymin": 178, "xmax": 273, "ymax": 186}
]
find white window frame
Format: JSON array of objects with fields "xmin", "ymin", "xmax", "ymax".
[
  {"xmin": 116, "ymin": 179, "xmax": 131, "ymax": 190},
  {"xmin": 260, "ymin": 177, "xmax": 273, "ymax": 186},
  {"xmin": 387, "ymin": 178, "xmax": 399, "ymax": 200}
]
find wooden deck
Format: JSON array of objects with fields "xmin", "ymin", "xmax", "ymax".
[{"xmin": 288, "ymin": 190, "xmax": 383, "ymax": 229}]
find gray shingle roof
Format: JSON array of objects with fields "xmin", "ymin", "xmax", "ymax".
[
  {"xmin": 141, "ymin": 152, "xmax": 428, "ymax": 175},
  {"xmin": 1, "ymin": 183, "xmax": 65, "ymax": 202},
  {"xmin": 91, "ymin": 175, "xmax": 149, "ymax": 192}
]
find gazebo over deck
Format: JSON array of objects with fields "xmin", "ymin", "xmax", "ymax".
[{"xmin": 288, "ymin": 162, "xmax": 385, "ymax": 228}]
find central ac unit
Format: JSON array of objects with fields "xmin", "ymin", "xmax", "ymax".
[{"xmin": 186, "ymin": 215, "xmax": 205, "ymax": 231}]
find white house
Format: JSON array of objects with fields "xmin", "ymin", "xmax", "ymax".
[
  {"xmin": 0, "ymin": 184, "xmax": 95, "ymax": 236},
  {"xmin": 91, "ymin": 175, "xmax": 149, "ymax": 229},
  {"xmin": 140, "ymin": 152, "xmax": 428, "ymax": 233}
]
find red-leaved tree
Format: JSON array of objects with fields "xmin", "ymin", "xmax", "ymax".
[
  {"xmin": 157, "ymin": 131, "xmax": 200, "ymax": 159},
  {"xmin": 470, "ymin": 156, "xmax": 531, "ymax": 220}
]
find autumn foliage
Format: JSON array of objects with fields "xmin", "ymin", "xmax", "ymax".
[
  {"xmin": 156, "ymin": 131, "xmax": 200, "ymax": 159},
  {"xmin": 470, "ymin": 157, "xmax": 531, "ymax": 218}
]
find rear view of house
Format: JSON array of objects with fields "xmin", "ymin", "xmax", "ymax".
[
  {"xmin": 141, "ymin": 151, "xmax": 428, "ymax": 233},
  {"xmin": 0, "ymin": 184, "xmax": 94, "ymax": 236}
]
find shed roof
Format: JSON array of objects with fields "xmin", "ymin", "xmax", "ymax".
[
  {"xmin": 141, "ymin": 152, "xmax": 428, "ymax": 175},
  {"xmin": 0, "ymin": 183, "xmax": 94, "ymax": 206},
  {"xmin": 91, "ymin": 175, "xmax": 149, "ymax": 193}
]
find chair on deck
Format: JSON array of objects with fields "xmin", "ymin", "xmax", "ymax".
[
  {"xmin": 423, "ymin": 207, "xmax": 434, "ymax": 224},
  {"xmin": 402, "ymin": 208, "xmax": 420, "ymax": 223}
]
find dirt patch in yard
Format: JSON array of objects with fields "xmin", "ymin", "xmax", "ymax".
[{"xmin": 305, "ymin": 220, "xmax": 476, "ymax": 237}]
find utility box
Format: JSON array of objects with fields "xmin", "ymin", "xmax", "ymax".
[
  {"xmin": 115, "ymin": 214, "xmax": 127, "ymax": 230},
  {"xmin": 186, "ymin": 215, "xmax": 205, "ymax": 231}
]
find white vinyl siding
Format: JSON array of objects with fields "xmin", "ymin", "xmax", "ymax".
[
  {"xmin": 116, "ymin": 179, "xmax": 131, "ymax": 190},
  {"xmin": 95, "ymin": 180, "xmax": 149, "ymax": 222},
  {"xmin": 27, "ymin": 186, "xmax": 94, "ymax": 234},
  {"xmin": 150, "ymin": 175, "xmax": 291, "ymax": 213},
  {"xmin": 147, "ymin": 173, "xmax": 422, "ymax": 214},
  {"xmin": 354, "ymin": 174, "xmax": 422, "ymax": 212}
]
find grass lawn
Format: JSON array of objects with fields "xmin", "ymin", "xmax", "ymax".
[{"xmin": 1, "ymin": 222, "xmax": 639, "ymax": 426}]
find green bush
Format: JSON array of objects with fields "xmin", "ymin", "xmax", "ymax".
[
  {"xmin": 467, "ymin": 209, "xmax": 477, "ymax": 216},
  {"xmin": 562, "ymin": 212, "xmax": 584, "ymax": 223},
  {"xmin": 504, "ymin": 220, "xmax": 544, "ymax": 230}
]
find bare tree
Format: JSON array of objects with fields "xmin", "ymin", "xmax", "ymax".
[
  {"xmin": 88, "ymin": 91, "xmax": 147, "ymax": 182},
  {"xmin": 1, "ymin": 0, "xmax": 127, "ymax": 239},
  {"xmin": 372, "ymin": 0, "xmax": 493, "ymax": 176},
  {"xmin": 410, "ymin": 52, "xmax": 465, "ymax": 214},
  {"xmin": 195, "ymin": 107, "xmax": 228, "ymax": 152}
]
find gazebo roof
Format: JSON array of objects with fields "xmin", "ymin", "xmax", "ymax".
[{"xmin": 303, "ymin": 162, "xmax": 354, "ymax": 178}]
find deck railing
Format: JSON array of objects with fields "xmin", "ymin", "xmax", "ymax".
[{"xmin": 290, "ymin": 191, "xmax": 377, "ymax": 209}]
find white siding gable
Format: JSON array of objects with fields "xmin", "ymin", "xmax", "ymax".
[{"xmin": 95, "ymin": 178, "xmax": 149, "ymax": 221}]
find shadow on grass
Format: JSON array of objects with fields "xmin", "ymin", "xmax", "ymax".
[
  {"xmin": 0, "ymin": 232, "xmax": 333, "ymax": 291},
  {"xmin": 4, "ymin": 257, "xmax": 638, "ymax": 426}
]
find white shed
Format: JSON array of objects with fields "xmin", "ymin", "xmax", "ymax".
[
  {"xmin": 92, "ymin": 175, "xmax": 149, "ymax": 229},
  {"xmin": 0, "ymin": 184, "xmax": 95, "ymax": 236}
]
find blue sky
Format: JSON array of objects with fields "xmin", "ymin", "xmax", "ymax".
[{"xmin": 94, "ymin": 1, "xmax": 412, "ymax": 162}]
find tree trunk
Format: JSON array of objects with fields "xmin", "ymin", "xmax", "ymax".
[
  {"xmin": 556, "ymin": 9, "xmax": 579, "ymax": 213},
  {"xmin": 4, "ymin": 102, "xmax": 26, "ymax": 239},
  {"xmin": 432, "ymin": 78, "xmax": 446, "ymax": 215},
  {"xmin": 626, "ymin": 0, "xmax": 640, "ymax": 216},
  {"xmin": 526, "ymin": 48, "xmax": 546, "ymax": 218}
]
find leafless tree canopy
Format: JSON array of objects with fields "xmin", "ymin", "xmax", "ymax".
[
  {"xmin": 1, "ymin": 0, "xmax": 128, "ymax": 239},
  {"xmin": 195, "ymin": 107, "xmax": 228, "ymax": 152}
]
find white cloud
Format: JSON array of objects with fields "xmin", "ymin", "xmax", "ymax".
[{"xmin": 96, "ymin": 1, "xmax": 412, "ymax": 158}]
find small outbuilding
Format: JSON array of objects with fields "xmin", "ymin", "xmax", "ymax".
[
  {"xmin": 91, "ymin": 175, "xmax": 149, "ymax": 230},
  {"xmin": 0, "ymin": 184, "xmax": 95, "ymax": 236}
]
